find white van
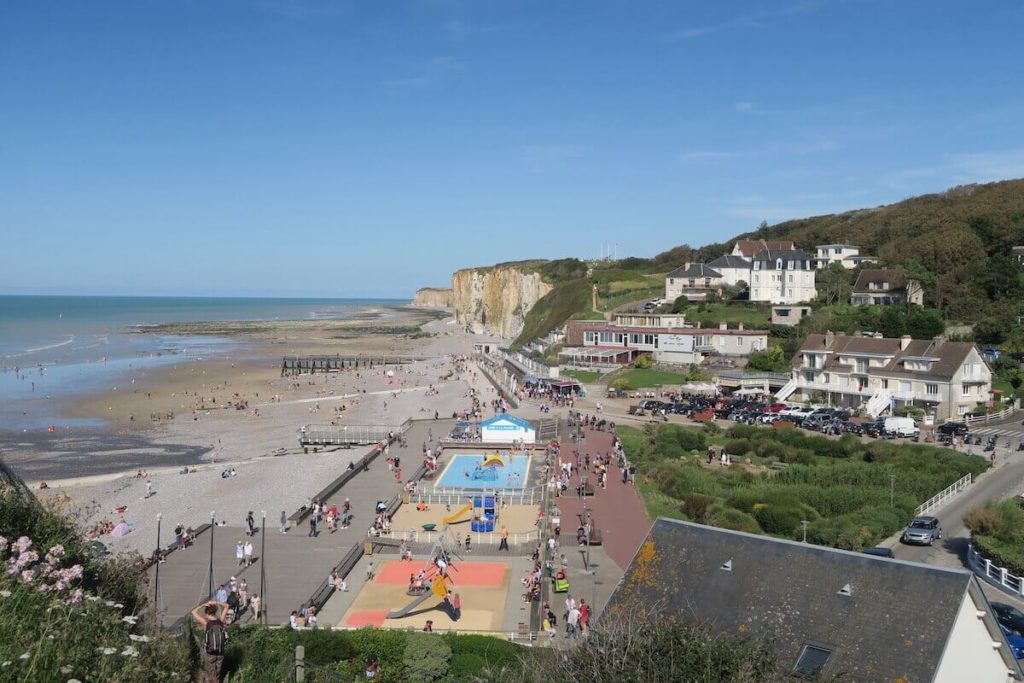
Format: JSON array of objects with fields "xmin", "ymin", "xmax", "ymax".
[{"xmin": 884, "ymin": 416, "xmax": 919, "ymax": 438}]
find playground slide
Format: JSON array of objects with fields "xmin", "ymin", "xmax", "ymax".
[
  {"xmin": 387, "ymin": 591, "xmax": 434, "ymax": 619},
  {"xmin": 443, "ymin": 503, "xmax": 473, "ymax": 525}
]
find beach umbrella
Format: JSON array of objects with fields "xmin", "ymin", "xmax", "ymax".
[{"xmin": 112, "ymin": 522, "xmax": 131, "ymax": 538}]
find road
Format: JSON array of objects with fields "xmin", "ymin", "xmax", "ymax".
[{"xmin": 892, "ymin": 413, "xmax": 1024, "ymax": 605}]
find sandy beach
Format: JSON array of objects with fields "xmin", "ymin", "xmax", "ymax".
[{"xmin": 2, "ymin": 308, "xmax": 508, "ymax": 556}]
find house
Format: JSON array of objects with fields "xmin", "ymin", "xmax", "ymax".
[
  {"xmin": 852, "ymin": 269, "xmax": 924, "ymax": 306},
  {"xmin": 1013, "ymin": 246, "xmax": 1024, "ymax": 266},
  {"xmin": 664, "ymin": 263, "xmax": 723, "ymax": 302},
  {"xmin": 611, "ymin": 312, "xmax": 688, "ymax": 328},
  {"xmin": 815, "ymin": 243, "xmax": 877, "ymax": 269},
  {"xmin": 749, "ymin": 248, "xmax": 817, "ymax": 304},
  {"xmin": 562, "ymin": 320, "xmax": 767, "ymax": 366},
  {"xmin": 771, "ymin": 304, "xmax": 812, "ymax": 327},
  {"xmin": 779, "ymin": 333, "xmax": 991, "ymax": 420},
  {"xmin": 731, "ymin": 239, "xmax": 795, "ymax": 258},
  {"xmin": 705, "ymin": 254, "xmax": 752, "ymax": 287},
  {"xmin": 602, "ymin": 518, "xmax": 1023, "ymax": 683}
]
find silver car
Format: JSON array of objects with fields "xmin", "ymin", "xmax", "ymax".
[{"xmin": 901, "ymin": 516, "xmax": 942, "ymax": 545}]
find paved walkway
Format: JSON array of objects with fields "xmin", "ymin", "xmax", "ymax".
[
  {"xmin": 552, "ymin": 426, "xmax": 650, "ymax": 572},
  {"xmin": 152, "ymin": 419, "xmax": 455, "ymax": 626}
]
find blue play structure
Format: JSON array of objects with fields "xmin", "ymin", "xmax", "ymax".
[
  {"xmin": 470, "ymin": 465, "xmax": 499, "ymax": 482},
  {"xmin": 470, "ymin": 495, "xmax": 497, "ymax": 532}
]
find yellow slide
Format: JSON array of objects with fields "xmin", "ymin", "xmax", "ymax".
[{"xmin": 443, "ymin": 502, "xmax": 473, "ymax": 525}]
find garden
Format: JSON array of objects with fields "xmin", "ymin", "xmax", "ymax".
[{"xmin": 619, "ymin": 423, "xmax": 989, "ymax": 550}]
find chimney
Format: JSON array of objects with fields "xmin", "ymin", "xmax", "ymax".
[
  {"xmin": 684, "ymin": 262, "xmax": 691, "ymax": 271},
  {"xmin": 824, "ymin": 330, "xmax": 835, "ymax": 348},
  {"xmin": 719, "ymin": 322, "xmax": 727, "ymax": 331},
  {"xmin": 738, "ymin": 322, "xmax": 744, "ymax": 331},
  {"xmin": 900, "ymin": 335, "xmax": 912, "ymax": 350},
  {"xmin": 696, "ymin": 321, "xmax": 701, "ymax": 329}
]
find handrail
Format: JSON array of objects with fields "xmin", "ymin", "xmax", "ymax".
[
  {"xmin": 968, "ymin": 542, "xmax": 1024, "ymax": 597},
  {"xmin": 915, "ymin": 473, "xmax": 972, "ymax": 516},
  {"xmin": 966, "ymin": 405, "xmax": 1016, "ymax": 424}
]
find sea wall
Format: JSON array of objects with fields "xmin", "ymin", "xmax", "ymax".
[
  {"xmin": 411, "ymin": 287, "xmax": 454, "ymax": 308},
  {"xmin": 452, "ymin": 266, "xmax": 553, "ymax": 338}
]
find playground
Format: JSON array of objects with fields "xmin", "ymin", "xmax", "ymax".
[
  {"xmin": 437, "ymin": 452, "xmax": 532, "ymax": 490},
  {"xmin": 340, "ymin": 528, "xmax": 514, "ymax": 631},
  {"xmin": 391, "ymin": 495, "xmax": 539, "ymax": 540}
]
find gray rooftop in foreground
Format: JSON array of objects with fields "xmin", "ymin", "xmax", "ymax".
[{"xmin": 602, "ymin": 518, "xmax": 1017, "ymax": 682}]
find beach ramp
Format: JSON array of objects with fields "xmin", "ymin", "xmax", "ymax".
[{"xmin": 298, "ymin": 424, "xmax": 393, "ymax": 447}]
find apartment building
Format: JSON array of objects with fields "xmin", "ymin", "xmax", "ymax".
[
  {"xmin": 749, "ymin": 248, "xmax": 817, "ymax": 304},
  {"xmin": 779, "ymin": 333, "xmax": 991, "ymax": 420},
  {"xmin": 851, "ymin": 269, "xmax": 924, "ymax": 306},
  {"xmin": 563, "ymin": 320, "xmax": 767, "ymax": 366},
  {"xmin": 814, "ymin": 244, "xmax": 877, "ymax": 269}
]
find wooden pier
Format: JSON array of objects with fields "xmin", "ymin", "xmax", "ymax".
[{"xmin": 280, "ymin": 354, "xmax": 432, "ymax": 376}]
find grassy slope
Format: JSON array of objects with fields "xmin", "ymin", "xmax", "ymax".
[{"xmin": 614, "ymin": 368, "xmax": 699, "ymax": 390}]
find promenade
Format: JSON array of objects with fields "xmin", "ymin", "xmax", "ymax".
[{"xmin": 152, "ymin": 419, "xmax": 454, "ymax": 627}]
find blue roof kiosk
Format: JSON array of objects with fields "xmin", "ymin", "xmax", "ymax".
[{"xmin": 480, "ymin": 413, "xmax": 537, "ymax": 444}]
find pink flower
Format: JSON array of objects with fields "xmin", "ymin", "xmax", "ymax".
[
  {"xmin": 37, "ymin": 582, "xmax": 51, "ymax": 593},
  {"xmin": 45, "ymin": 544, "xmax": 64, "ymax": 560},
  {"xmin": 15, "ymin": 537, "xmax": 32, "ymax": 553},
  {"xmin": 20, "ymin": 569, "xmax": 35, "ymax": 584},
  {"xmin": 36, "ymin": 562, "xmax": 54, "ymax": 577},
  {"xmin": 69, "ymin": 588, "xmax": 83, "ymax": 604},
  {"xmin": 15, "ymin": 550, "xmax": 38, "ymax": 570},
  {"xmin": 55, "ymin": 579, "xmax": 67, "ymax": 591}
]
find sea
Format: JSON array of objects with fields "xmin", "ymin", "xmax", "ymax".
[{"xmin": 0, "ymin": 295, "xmax": 405, "ymax": 430}]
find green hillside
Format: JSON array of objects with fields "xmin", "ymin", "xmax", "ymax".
[{"xmin": 510, "ymin": 179, "xmax": 1024, "ymax": 348}]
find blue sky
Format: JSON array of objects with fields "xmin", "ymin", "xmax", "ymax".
[{"xmin": 1, "ymin": 0, "xmax": 1022, "ymax": 298}]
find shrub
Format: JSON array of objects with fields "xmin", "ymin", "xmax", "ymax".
[
  {"xmin": 726, "ymin": 424, "xmax": 757, "ymax": 440},
  {"xmin": 964, "ymin": 503, "xmax": 1002, "ymax": 537},
  {"xmin": 404, "ymin": 632, "xmax": 451, "ymax": 681},
  {"xmin": 724, "ymin": 439, "xmax": 751, "ymax": 456},
  {"xmin": 707, "ymin": 506, "xmax": 762, "ymax": 534},
  {"xmin": 754, "ymin": 504, "xmax": 805, "ymax": 536},
  {"xmin": 449, "ymin": 652, "xmax": 487, "ymax": 681},
  {"xmin": 680, "ymin": 493, "xmax": 716, "ymax": 523},
  {"xmin": 633, "ymin": 354, "xmax": 653, "ymax": 369}
]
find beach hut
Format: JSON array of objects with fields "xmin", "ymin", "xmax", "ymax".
[{"xmin": 480, "ymin": 413, "xmax": 536, "ymax": 444}]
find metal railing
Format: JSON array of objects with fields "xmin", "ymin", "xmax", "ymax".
[
  {"xmin": 372, "ymin": 527, "xmax": 540, "ymax": 546},
  {"xmin": 968, "ymin": 543, "xmax": 1024, "ymax": 597},
  {"xmin": 915, "ymin": 473, "xmax": 972, "ymax": 516},
  {"xmin": 966, "ymin": 405, "xmax": 1016, "ymax": 424},
  {"xmin": 414, "ymin": 486, "xmax": 542, "ymax": 507}
]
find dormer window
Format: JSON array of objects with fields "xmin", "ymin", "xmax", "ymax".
[{"xmin": 776, "ymin": 259, "xmax": 783, "ymax": 269}]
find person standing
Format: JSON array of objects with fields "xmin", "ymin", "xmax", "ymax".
[
  {"xmin": 243, "ymin": 539, "xmax": 254, "ymax": 568},
  {"xmin": 235, "ymin": 541, "xmax": 244, "ymax": 566},
  {"xmin": 499, "ymin": 525, "xmax": 509, "ymax": 551},
  {"xmin": 308, "ymin": 511, "xmax": 318, "ymax": 537},
  {"xmin": 566, "ymin": 604, "xmax": 581, "ymax": 638},
  {"xmin": 191, "ymin": 600, "xmax": 229, "ymax": 683},
  {"xmin": 279, "ymin": 510, "xmax": 288, "ymax": 534},
  {"xmin": 579, "ymin": 599, "xmax": 590, "ymax": 633},
  {"xmin": 249, "ymin": 593, "xmax": 261, "ymax": 622},
  {"xmin": 245, "ymin": 511, "xmax": 256, "ymax": 537},
  {"xmin": 366, "ymin": 560, "xmax": 375, "ymax": 582},
  {"xmin": 145, "ymin": 480, "xmax": 154, "ymax": 499}
]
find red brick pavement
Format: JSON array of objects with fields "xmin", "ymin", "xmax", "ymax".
[{"xmin": 554, "ymin": 427, "xmax": 651, "ymax": 571}]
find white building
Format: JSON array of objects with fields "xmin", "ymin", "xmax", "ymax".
[
  {"xmin": 480, "ymin": 413, "xmax": 536, "ymax": 444},
  {"xmin": 705, "ymin": 254, "xmax": 752, "ymax": 287},
  {"xmin": 749, "ymin": 248, "xmax": 817, "ymax": 304},
  {"xmin": 563, "ymin": 320, "xmax": 767, "ymax": 366},
  {"xmin": 814, "ymin": 244, "xmax": 876, "ymax": 269},
  {"xmin": 779, "ymin": 333, "xmax": 991, "ymax": 420}
]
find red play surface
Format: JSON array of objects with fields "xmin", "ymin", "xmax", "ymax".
[
  {"xmin": 374, "ymin": 559, "xmax": 506, "ymax": 587},
  {"xmin": 345, "ymin": 610, "xmax": 389, "ymax": 628}
]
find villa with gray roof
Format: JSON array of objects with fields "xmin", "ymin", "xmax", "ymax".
[
  {"xmin": 778, "ymin": 332, "xmax": 991, "ymax": 419},
  {"xmin": 603, "ymin": 518, "xmax": 1023, "ymax": 682},
  {"xmin": 749, "ymin": 247, "xmax": 817, "ymax": 304},
  {"xmin": 665, "ymin": 262, "xmax": 723, "ymax": 302}
]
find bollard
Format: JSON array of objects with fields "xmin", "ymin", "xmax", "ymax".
[{"xmin": 295, "ymin": 645, "xmax": 305, "ymax": 682}]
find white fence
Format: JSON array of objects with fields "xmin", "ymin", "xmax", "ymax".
[
  {"xmin": 415, "ymin": 487, "xmax": 542, "ymax": 507},
  {"xmin": 372, "ymin": 527, "xmax": 540, "ymax": 546},
  {"xmin": 915, "ymin": 474, "xmax": 972, "ymax": 516},
  {"xmin": 966, "ymin": 405, "xmax": 1016, "ymax": 424},
  {"xmin": 968, "ymin": 543, "xmax": 1024, "ymax": 597}
]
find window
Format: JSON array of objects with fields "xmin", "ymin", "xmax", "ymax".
[
  {"xmin": 881, "ymin": 379, "xmax": 888, "ymax": 389},
  {"xmin": 794, "ymin": 645, "xmax": 832, "ymax": 678},
  {"xmin": 669, "ymin": 278, "xmax": 674, "ymax": 284},
  {"xmin": 962, "ymin": 385, "xmax": 970, "ymax": 396},
  {"xmin": 959, "ymin": 405, "xmax": 969, "ymax": 415},
  {"xmin": 738, "ymin": 336, "xmax": 744, "ymax": 346},
  {"xmin": 926, "ymin": 383, "xmax": 938, "ymax": 396},
  {"xmin": 788, "ymin": 274, "xmax": 794, "ymax": 283}
]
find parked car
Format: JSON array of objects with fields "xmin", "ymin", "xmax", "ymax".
[
  {"xmin": 991, "ymin": 602, "xmax": 1024, "ymax": 659},
  {"xmin": 764, "ymin": 403, "xmax": 789, "ymax": 413},
  {"xmin": 800, "ymin": 414, "xmax": 830, "ymax": 431},
  {"xmin": 901, "ymin": 516, "xmax": 942, "ymax": 545},
  {"xmin": 937, "ymin": 421, "xmax": 969, "ymax": 437},
  {"xmin": 862, "ymin": 547, "xmax": 895, "ymax": 558},
  {"xmin": 884, "ymin": 416, "xmax": 920, "ymax": 438}
]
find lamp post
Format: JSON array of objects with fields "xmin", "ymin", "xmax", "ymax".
[
  {"xmin": 154, "ymin": 513, "xmax": 162, "ymax": 627},
  {"xmin": 260, "ymin": 510, "xmax": 267, "ymax": 625},
  {"xmin": 890, "ymin": 473, "xmax": 896, "ymax": 508},
  {"xmin": 208, "ymin": 511, "xmax": 216, "ymax": 600},
  {"xmin": 801, "ymin": 519, "xmax": 809, "ymax": 543}
]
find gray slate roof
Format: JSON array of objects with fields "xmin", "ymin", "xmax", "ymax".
[
  {"xmin": 602, "ymin": 518, "xmax": 1010, "ymax": 682},
  {"xmin": 752, "ymin": 248, "xmax": 811, "ymax": 267},
  {"xmin": 666, "ymin": 263, "xmax": 722, "ymax": 279},
  {"xmin": 706, "ymin": 254, "xmax": 752, "ymax": 270}
]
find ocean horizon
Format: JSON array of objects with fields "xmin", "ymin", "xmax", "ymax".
[{"xmin": 0, "ymin": 294, "xmax": 408, "ymax": 430}]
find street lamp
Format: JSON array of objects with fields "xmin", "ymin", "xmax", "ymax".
[
  {"xmin": 801, "ymin": 519, "xmax": 809, "ymax": 543},
  {"xmin": 208, "ymin": 511, "xmax": 216, "ymax": 599},
  {"xmin": 260, "ymin": 510, "xmax": 267, "ymax": 625},
  {"xmin": 890, "ymin": 473, "xmax": 896, "ymax": 508},
  {"xmin": 154, "ymin": 513, "xmax": 162, "ymax": 628}
]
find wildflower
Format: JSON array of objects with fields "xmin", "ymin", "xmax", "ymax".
[
  {"xmin": 103, "ymin": 600, "xmax": 115, "ymax": 607},
  {"xmin": 0, "ymin": 535, "xmax": 7, "ymax": 553},
  {"xmin": 46, "ymin": 544, "xmax": 65, "ymax": 560},
  {"xmin": 128, "ymin": 634, "xmax": 150, "ymax": 642},
  {"xmin": 114, "ymin": 603, "xmax": 124, "ymax": 609},
  {"xmin": 86, "ymin": 595, "xmax": 100, "ymax": 602},
  {"xmin": 69, "ymin": 589, "xmax": 83, "ymax": 604},
  {"xmin": 20, "ymin": 569, "xmax": 35, "ymax": 584},
  {"xmin": 16, "ymin": 536, "xmax": 32, "ymax": 553},
  {"xmin": 37, "ymin": 582, "xmax": 52, "ymax": 593},
  {"xmin": 19, "ymin": 653, "xmax": 29, "ymax": 660},
  {"xmin": 122, "ymin": 615, "xmax": 138, "ymax": 625},
  {"xmin": 100, "ymin": 647, "xmax": 116, "ymax": 656},
  {"xmin": 15, "ymin": 550, "xmax": 39, "ymax": 570},
  {"xmin": 120, "ymin": 646, "xmax": 139, "ymax": 658},
  {"xmin": 60, "ymin": 665, "xmax": 72, "ymax": 674},
  {"xmin": 69, "ymin": 679, "xmax": 83, "ymax": 683},
  {"xmin": 1, "ymin": 661, "xmax": 10, "ymax": 667},
  {"xmin": 0, "ymin": 589, "xmax": 11, "ymax": 598}
]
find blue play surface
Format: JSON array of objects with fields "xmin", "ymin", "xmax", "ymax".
[{"xmin": 438, "ymin": 453, "xmax": 531, "ymax": 490}]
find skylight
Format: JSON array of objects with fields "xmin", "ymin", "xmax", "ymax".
[{"xmin": 794, "ymin": 645, "xmax": 832, "ymax": 678}]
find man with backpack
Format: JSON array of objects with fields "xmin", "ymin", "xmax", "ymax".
[{"xmin": 191, "ymin": 599, "xmax": 229, "ymax": 682}]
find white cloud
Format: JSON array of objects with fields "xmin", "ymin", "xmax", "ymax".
[
  {"xmin": 882, "ymin": 148, "xmax": 1024, "ymax": 189},
  {"xmin": 380, "ymin": 55, "xmax": 465, "ymax": 92},
  {"xmin": 666, "ymin": 1, "xmax": 825, "ymax": 40},
  {"xmin": 734, "ymin": 101, "xmax": 753, "ymax": 112}
]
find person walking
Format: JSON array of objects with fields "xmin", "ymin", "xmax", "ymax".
[
  {"xmin": 279, "ymin": 510, "xmax": 288, "ymax": 534},
  {"xmin": 499, "ymin": 525, "xmax": 509, "ymax": 552},
  {"xmin": 145, "ymin": 480, "xmax": 154, "ymax": 499},
  {"xmin": 308, "ymin": 511, "xmax": 318, "ymax": 537},
  {"xmin": 579, "ymin": 599, "xmax": 590, "ymax": 633},
  {"xmin": 245, "ymin": 511, "xmax": 256, "ymax": 537},
  {"xmin": 366, "ymin": 560, "xmax": 375, "ymax": 582},
  {"xmin": 243, "ymin": 539, "xmax": 254, "ymax": 568},
  {"xmin": 235, "ymin": 541, "xmax": 244, "ymax": 566},
  {"xmin": 191, "ymin": 600, "xmax": 229, "ymax": 683},
  {"xmin": 249, "ymin": 594, "xmax": 261, "ymax": 622},
  {"xmin": 566, "ymin": 604, "xmax": 581, "ymax": 638}
]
